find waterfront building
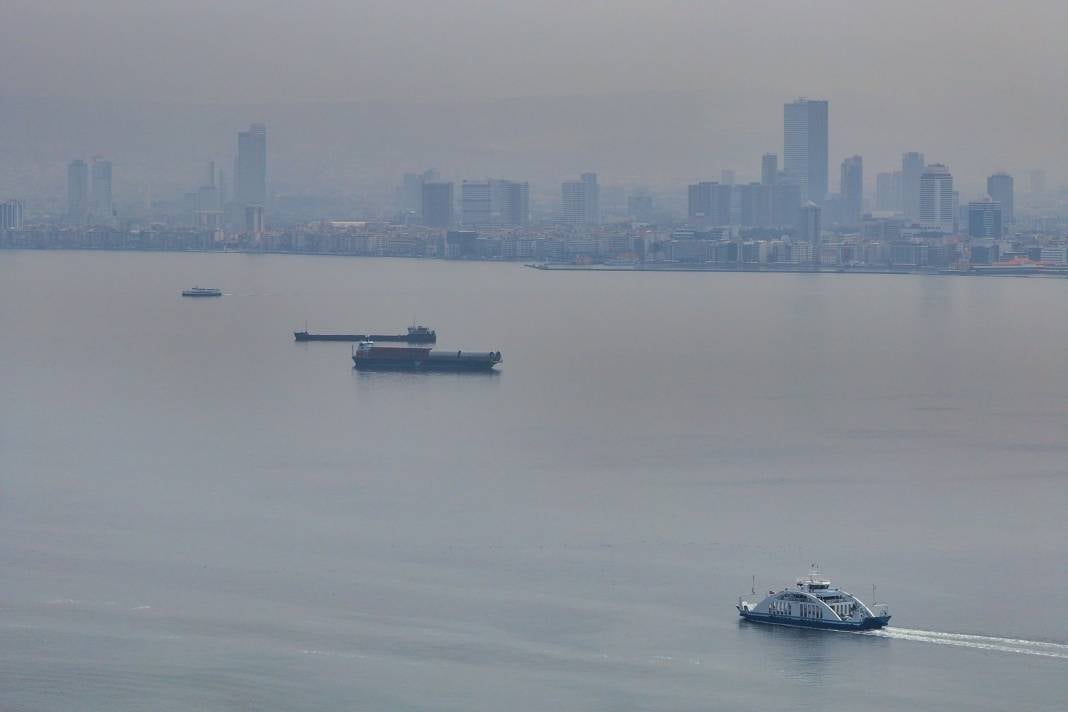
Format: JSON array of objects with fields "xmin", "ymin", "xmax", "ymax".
[
  {"xmin": 0, "ymin": 199, "xmax": 23, "ymax": 230},
  {"xmin": 901, "ymin": 152, "xmax": 925, "ymax": 221},
  {"xmin": 561, "ymin": 173, "xmax": 600, "ymax": 226},
  {"xmin": 771, "ymin": 181, "xmax": 801, "ymax": 226},
  {"xmin": 91, "ymin": 158, "xmax": 114, "ymax": 225},
  {"xmin": 919, "ymin": 164, "xmax": 954, "ymax": 233},
  {"xmin": 421, "ymin": 181, "xmax": 454, "ymax": 228},
  {"xmin": 840, "ymin": 155, "xmax": 863, "ymax": 227},
  {"xmin": 67, "ymin": 159, "xmax": 89, "ymax": 224},
  {"xmin": 245, "ymin": 204, "xmax": 264, "ymax": 237},
  {"xmin": 783, "ymin": 98, "xmax": 829, "ymax": 204},
  {"xmin": 687, "ymin": 182, "xmax": 732, "ymax": 226},
  {"xmin": 795, "ymin": 201, "xmax": 822, "ymax": 262},
  {"xmin": 986, "ymin": 172, "xmax": 1014, "ymax": 225},
  {"xmin": 967, "ymin": 197, "xmax": 1003, "ymax": 238},
  {"xmin": 235, "ymin": 123, "xmax": 267, "ymax": 207}
]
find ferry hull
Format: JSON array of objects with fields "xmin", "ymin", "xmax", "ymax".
[{"xmin": 739, "ymin": 610, "xmax": 891, "ymax": 631}]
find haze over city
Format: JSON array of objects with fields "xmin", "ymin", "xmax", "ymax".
[{"xmin": 1, "ymin": 3, "xmax": 1066, "ymax": 711}]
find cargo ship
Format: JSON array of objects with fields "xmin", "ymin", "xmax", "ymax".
[
  {"xmin": 352, "ymin": 341, "xmax": 501, "ymax": 372},
  {"xmin": 182, "ymin": 287, "xmax": 222, "ymax": 297},
  {"xmin": 295, "ymin": 325, "xmax": 436, "ymax": 343}
]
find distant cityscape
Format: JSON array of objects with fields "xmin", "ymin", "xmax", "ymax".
[{"xmin": 2, "ymin": 99, "xmax": 1066, "ymax": 275}]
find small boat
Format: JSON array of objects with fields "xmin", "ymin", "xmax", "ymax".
[
  {"xmin": 181, "ymin": 287, "xmax": 222, "ymax": 297},
  {"xmin": 294, "ymin": 325, "xmax": 436, "ymax": 343},
  {"xmin": 737, "ymin": 568, "xmax": 890, "ymax": 631}
]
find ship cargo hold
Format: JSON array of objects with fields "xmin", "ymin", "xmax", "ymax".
[{"xmin": 352, "ymin": 341, "xmax": 501, "ymax": 372}]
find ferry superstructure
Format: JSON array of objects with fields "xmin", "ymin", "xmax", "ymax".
[{"xmin": 737, "ymin": 570, "xmax": 890, "ymax": 631}]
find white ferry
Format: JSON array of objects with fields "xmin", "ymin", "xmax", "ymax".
[{"xmin": 737, "ymin": 569, "xmax": 891, "ymax": 631}]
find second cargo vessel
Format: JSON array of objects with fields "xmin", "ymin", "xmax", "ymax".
[
  {"xmin": 295, "ymin": 325, "xmax": 436, "ymax": 343},
  {"xmin": 352, "ymin": 341, "xmax": 501, "ymax": 372}
]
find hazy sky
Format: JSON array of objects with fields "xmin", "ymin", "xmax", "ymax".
[{"xmin": 2, "ymin": 1, "xmax": 1066, "ymax": 198}]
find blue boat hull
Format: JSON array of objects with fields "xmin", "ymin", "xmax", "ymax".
[{"xmin": 739, "ymin": 610, "xmax": 891, "ymax": 631}]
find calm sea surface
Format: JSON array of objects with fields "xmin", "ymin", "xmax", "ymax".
[{"xmin": 1, "ymin": 251, "xmax": 1065, "ymax": 710}]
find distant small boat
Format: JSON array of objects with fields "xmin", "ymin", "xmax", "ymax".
[{"xmin": 182, "ymin": 287, "xmax": 222, "ymax": 297}]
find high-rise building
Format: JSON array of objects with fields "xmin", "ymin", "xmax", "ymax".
[
  {"xmin": 839, "ymin": 155, "xmax": 863, "ymax": 227},
  {"xmin": 461, "ymin": 179, "xmax": 530, "ymax": 227},
  {"xmin": 761, "ymin": 154, "xmax": 778, "ymax": 186},
  {"xmin": 738, "ymin": 183, "xmax": 772, "ymax": 227},
  {"xmin": 398, "ymin": 169, "xmax": 438, "ymax": 219},
  {"xmin": 421, "ymin": 181, "xmax": 454, "ymax": 228},
  {"xmin": 91, "ymin": 158, "xmax": 113, "ymax": 225},
  {"xmin": 783, "ymin": 98, "xmax": 829, "ymax": 205},
  {"xmin": 901, "ymin": 152, "xmax": 925, "ymax": 221},
  {"xmin": 67, "ymin": 159, "xmax": 89, "ymax": 223},
  {"xmin": 986, "ymin": 172, "xmax": 1014, "ymax": 225},
  {"xmin": 245, "ymin": 204, "xmax": 264, "ymax": 237},
  {"xmin": 875, "ymin": 171, "xmax": 901, "ymax": 212},
  {"xmin": 967, "ymin": 197, "xmax": 1002, "ymax": 238},
  {"xmin": 919, "ymin": 164, "xmax": 955, "ymax": 233},
  {"xmin": 687, "ymin": 181, "xmax": 731, "ymax": 226},
  {"xmin": 561, "ymin": 173, "xmax": 599, "ymax": 226},
  {"xmin": 0, "ymin": 199, "xmax": 23, "ymax": 230},
  {"xmin": 795, "ymin": 201, "xmax": 822, "ymax": 262},
  {"xmin": 234, "ymin": 123, "xmax": 267, "ymax": 207}
]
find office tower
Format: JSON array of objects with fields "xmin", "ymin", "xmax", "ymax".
[
  {"xmin": 67, "ymin": 159, "xmax": 89, "ymax": 223},
  {"xmin": 796, "ymin": 202, "xmax": 822, "ymax": 262},
  {"xmin": 234, "ymin": 123, "xmax": 267, "ymax": 207},
  {"xmin": 461, "ymin": 180, "xmax": 493, "ymax": 226},
  {"xmin": 561, "ymin": 173, "xmax": 600, "ymax": 226},
  {"xmin": 838, "ymin": 155, "xmax": 863, "ymax": 226},
  {"xmin": 720, "ymin": 169, "xmax": 735, "ymax": 186},
  {"xmin": 687, "ymin": 182, "xmax": 731, "ymax": 226},
  {"xmin": 771, "ymin": 180, "xmax": 801, "ymax": 226},
  {"xmin": 421, "ymin": 181, "xmax": 454, "ymax": 228},
  {"xmin": 218, "ymin": 170, "xmax": 228, "ymax": 207},
  {"xmin": 245, "ymin": 204, "xmax": 264, "ymax": 237},
  {"xmin": 783, "ymin": 98, "xmax": 829, "ymax": 204},
  {"xmin": 738, "ymin": 183, "xmax": 772, "ymax": 227},
  {"xmin": 0, "ymin": 199, "xmax": 23, "ymax": 230},
  {"xmin": 761, "ymin": 154, "xmax": 778, "ymax": 186},
  {"xmin": 1028, "ymin": 169, "xmax": 1046, "ymax": 195},
  {"xmin": 986, "ymin": 172, "xmax": 1014, "ymax": 225},
  {"xmin": 901, "ymin": 152, "xmax": 925, "ymax": 221},
  {"xmin": 496, "ymin": 180, "xmax": 529, "ymax": 227},
  {"xmin": 875, "ymin": 171, "xmax": 901, "ymax": 212},
  {"xmin": 91, "ymin": 158, "xmax": 113, "ymax": 225},
  {"xmin": 919, "ymin": 164, "xmax": 955, "ymax": 233},
  {"xmin": 398, "ymin": 169, "xmax": 438, "ymax": 218},
  {"xmin": 967, "ymin": 198, "xmax": 1003, "ymax": 238}
]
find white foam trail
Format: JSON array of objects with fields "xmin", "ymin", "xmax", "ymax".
[{"xmin": 867, "ymin": 627, "xmax": 1068, "ymax": 659}]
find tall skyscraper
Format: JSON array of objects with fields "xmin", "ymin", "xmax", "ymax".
[
  {"xmin": 91, "ymin": 157, "xmax": 113, "ymax": 225},
  {"xmin": 460, "ymin": 179, "xmax": 530, "ymax": 227},
  {"xmin": 986, "ymin": 172, "xmax": 1014, "ymax": 225},
  {"xmin": 561, "ymin": 173, "xmax": 599, "ymax": 226},
  {"xmin": 967, "ymin": 197, "xmax": 1002, "ymax": 238},
  {"xmin": 761, "ymin": 154, "xmax": 778, "ymax": 186},
  {"xmin": 235, "ymin": 123, "xmax": 267, "ymax": 207},
  {"xmin": 67, "ymin": 159, "xmax": 89, "ymax": 223},
  {"xmin": 421, "ymin": 181, "xmax": 454, "ymax": 228},
  {"xmin": 0, "ymin": 199, "xmax": 23, "ymax": 230},
  {"xmin": 461, "ymin": 180, "xmax": 493, "ymax": 226},
  {"xmin": 901, "ymin": 152, "xmax": 925, "ymax": 221},
  {"xmin": 496, "ymin": 180, "xmax": 530, "ymax": 227},
  {"xmin": 919, "ymin": 164, "xmax": 955, "ymax": 233},
  {"xmin": 783, "ymin": 98, "xmax": 828, "ymax": 205},
  {"xmin": 839, "ymin": 155, "xmax": 863, "ymax": 227}
]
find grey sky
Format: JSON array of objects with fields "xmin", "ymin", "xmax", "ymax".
[{"xmin": 2, "ymin": 0, "xmax": 1066, "ymax": 196}]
